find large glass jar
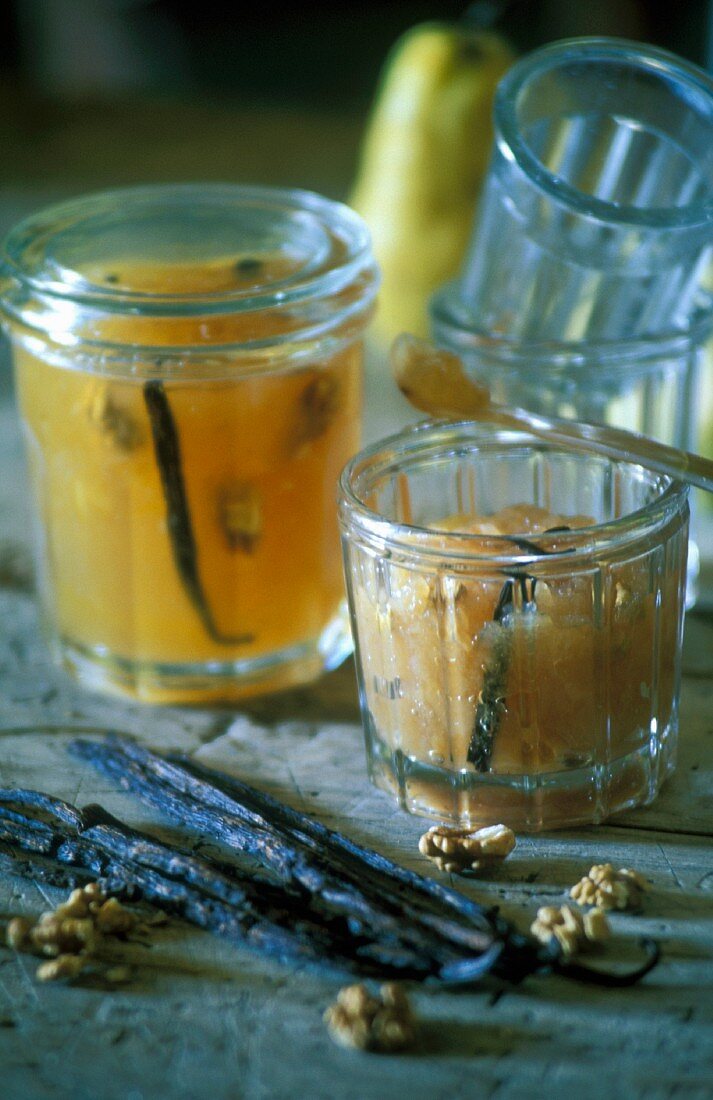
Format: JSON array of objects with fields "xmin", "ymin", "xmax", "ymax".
[
  {"xmin": 1, "ymin": 184, "xmax": 378, "ymax": 703},
  {"xmin": 339, "ymin": 421, "xmax": 689, "ymax": 831}
]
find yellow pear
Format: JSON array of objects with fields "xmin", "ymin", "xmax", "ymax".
[{"xmin": 351, "ymin": 22, "xmax": 514, "ymax": 343}]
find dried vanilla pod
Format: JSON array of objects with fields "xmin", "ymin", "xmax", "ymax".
[
  {"xmin": 85, "ymin": 382, "xmax": 142, "ymax": 452},
  {"xmin": 323, "ymin": 982, "xmax": 416, "ymax": 1053},
  {"xmin": 570, "ymin": 863, "xmax": 648, "ymax": 911},
  {"xmin": 143, "ymin": 379, "xmax": 254, "ymax": 647},
  {"xmin": 234, "ymin": 256, "xmax": 263, "ymax": 277},
  {"xmin": 217, "ymin": 481, "xmax": 262, "ymax": 552},
  {"xmin": 418, "ymin": 822, "xmax": 516, "ymax": 874},
  {"xmin": 467, "ymin": 531, "xmax": 569, "ymax": 773},
  {"xmin": 530, "ymin": 904, "xmax": 610, "ymax": 958},
  {"xmin": 1, "ymin": 759, "xmax": 663, "ymax": 989}
]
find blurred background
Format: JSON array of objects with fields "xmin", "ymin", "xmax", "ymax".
[
  {"xmin": 1, "ymin": 0, "xmax": 713, "ymax": 596},
  {"xmin": 0, "ymin": 0, "xmax": 711, "ymax": 210}
]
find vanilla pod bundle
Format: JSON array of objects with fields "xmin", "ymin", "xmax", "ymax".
[{"xmin": 0, "ymin": 735, "xmax": 657, "ymax": 988}]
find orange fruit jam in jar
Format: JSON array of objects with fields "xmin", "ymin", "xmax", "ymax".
[
  {"xmin": 1, "ymin": 185, "xmax": 378, "ymax": 702},
  {"xmin": 339, "ymin": 422, "xmax": 689, "ymax": 831}
]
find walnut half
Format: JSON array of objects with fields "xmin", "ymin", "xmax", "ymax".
[
  {"xmin": 85, "ymin": 383, "xmax": 142, "ymax": 452},
  {"xmin": 217, "ymin": 481, "xmax": 262, "ymax": 553},
  {"xmin": 323, "ymin": 983, "xmax": 415, "ymax": 1053},
  {"xmin": 570, "ymin": 864, "xmax": 648, "ymax": 911},
  {"xmin": 36, "ymin": 954, "xmax": 86, "ymax": 983},
  {"xmin": 530, "ymin": 904, "xmax": 610, "ymax": 958},
  {"xmin": 418, "ymin": 822, "xmax": 516, "ymax": 874},
  {"xmin": 292, "ymin": 371, "xmax": 342, "ymax": 450}
]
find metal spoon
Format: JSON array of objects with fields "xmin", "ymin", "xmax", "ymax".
[{"xmin": 392, "ymin": 334, "xmax": 713, "ymax": 493}]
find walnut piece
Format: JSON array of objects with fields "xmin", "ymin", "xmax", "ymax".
[
  {"xmin": 52, "ymin": 883, "xmax": 107, "ymax": 922},
  {"xmin": 530, "ymin": 904, "xmax": 610, "ymax": 957},
  {"xmin": 418, "ymin": 822, "xmax": 516, "ymax": 874},
  {"xmin": 582, "ymin": 906, "xmax": 610, "ymax": 944},
  {"xmin": 323, "ymin": 983, "xmax": 415, "ymax": 1053},
  {"xmin": 85, "ymin": 383, "xmax": 142, "ymax": 451},
  {"xmin": 3, "ymin": 881, "xmax": 142, "ymax": 986},
  {"xmin": 570, "ymin": 863, "xmax": 647, "ymax": 911},
  {"xmin": 31, "ymin": 915, "xmax": 97, "ymax": 957},
  {"xmin": 293, "ymin": 371, "xmax": 341, "ymax": 448},
  {"xmin": 36, "ymin": 954, "xmax": 85, "ymax": 983},
  {"xmin": 217, "ymin": 481, "xmax": 262, "ymax": 553},
  {"xmin": 94, "ymin": 897, "xmax": 137, "ymax": 936},
  {"xmin": 105, "ymin": 965, "xmax": 132, "ymax": 984},
  {"xmin": 5, "ymin": 917, "xmax": 33, "ymax": 950}
]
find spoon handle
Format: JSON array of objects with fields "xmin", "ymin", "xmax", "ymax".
[{"xmin": 491, "ymin": 405, "xmax": 713, "ymax": 493}]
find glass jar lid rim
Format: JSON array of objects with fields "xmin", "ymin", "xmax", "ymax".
[{"xmin": 0, "ymin": 182, "xmax": 376, "ymax": 317}]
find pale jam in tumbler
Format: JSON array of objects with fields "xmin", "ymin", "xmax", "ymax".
[
  {"xmin": 339, "ymin": 422, "xmax": 689, "ymax": 831},
  {"xmin": 1, "ymin": 185, "xmax": 378, "ymax": 702}
]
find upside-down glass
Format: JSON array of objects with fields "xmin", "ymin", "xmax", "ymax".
[
  {"xmin": 436, "ymin": 38, "xmax": 713, "ymax": 346},
  {"xmin": 432, "ymin": 39, "xmax": 713, "ymax": 601},
  {"xmin": 339, "ymin": 422, "xmax": 689, "ymax": 831},
  {"xmin": 0, "ymin": 184, "xmax": 378, "ymax": 703}
]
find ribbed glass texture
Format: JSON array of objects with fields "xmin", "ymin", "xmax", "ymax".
[
  {"xmin": 440, "ymin": 39, "xmax": 713, "ymax": 346},
  {"xmin": 339, "ymin": 423, "xmax": 689, "ymax": 831},
  {"xmin": 431, "ymin": 41, "xmax": 713, "ymax": 608}
]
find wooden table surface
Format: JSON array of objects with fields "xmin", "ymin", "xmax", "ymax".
[{"xmin": 0, "ymin": 95, "xmax": 712, "ymax": 1100}]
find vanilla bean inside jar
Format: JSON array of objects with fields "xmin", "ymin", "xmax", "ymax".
[{"xmin": 339, "ymin": 422, "xmax": 689, "ymax": 831}]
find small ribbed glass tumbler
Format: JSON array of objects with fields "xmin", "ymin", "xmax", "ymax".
[{"xmin": 339, "ymin": 422, "xmax": 689, "ymax": 831}]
